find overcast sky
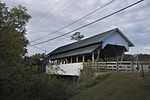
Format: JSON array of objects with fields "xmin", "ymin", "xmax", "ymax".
[{"xmin": 2, "ymin": 0, "xmax": 150, "ymax": 55}]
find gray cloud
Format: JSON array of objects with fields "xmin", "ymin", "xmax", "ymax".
[{"xmin": 3, "ymin": 0, "xmax": 150, "ymax": 55}]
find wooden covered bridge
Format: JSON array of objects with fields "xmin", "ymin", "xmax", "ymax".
[{"xmin": 45, "ymin": 28, "xmax": 134, "ymax": 76}]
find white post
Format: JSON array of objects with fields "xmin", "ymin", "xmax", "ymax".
[
  {"xmin": 82, "ymin": 55, "xmax": 85, "ymax": 62},
  {"xmin": 60, "ymin": 59, "xmax": 62, "ymax": 64},
  {"xmin": 66, "ymin": 58, "xmax": 69, "ymax": 64},
  {"xmin": 105, "ymin": 55, "xmax": 108, "ymax": 71},
  {"xmin": 92, "ymin": 51, "xmax": 94, "ymax": 62},
  {"xmin": 116, "ymin": 55, "xmax": 119, "ymax": 72},
  {"xmin": 96, "ymin": 49, "xmax": 100, "ymax": 61},
  {"xmin": 92, "ymin": 51, "xmax": 94, "ymax": 67},
  {"xmin": 70, "ymin": 56, "xmax": 72, "ymax": 63},
  {"xmin": 76, "ymin": 56, "xmax": 78, "ymax": 63}
]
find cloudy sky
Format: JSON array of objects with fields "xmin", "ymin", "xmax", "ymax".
[{"xmin": 2, "ymin": 0, "xmax": 150, "ymax": 55}]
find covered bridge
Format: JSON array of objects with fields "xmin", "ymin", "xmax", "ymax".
[{"xmin": 45, "ymin": 28, "xmax": 134, "ymax": 76}]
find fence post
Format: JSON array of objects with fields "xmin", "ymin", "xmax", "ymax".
[
  {"xmin": 141, "ymin": 63, "xmax": 145, "ymax": 78},
  {"xmin": 116, "ymin": 61, "xmax": 118, "ymax": 72},
  {"xmin": 131, "ymin": 61, "xmax": 134, "ymax": 72}
]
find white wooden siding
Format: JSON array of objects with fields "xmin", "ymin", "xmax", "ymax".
[
  {"xmin": 102, "ymin": 31, "xmax": 129, "ymax": 51},
  {"xmin": 46, "ymin": 63, "xmax": 83, "ymax": 76}
]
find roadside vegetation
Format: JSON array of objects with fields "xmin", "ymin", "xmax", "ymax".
[{"xmin": 70, "ymin": 73, "xmax": 150, "ymax": 100}]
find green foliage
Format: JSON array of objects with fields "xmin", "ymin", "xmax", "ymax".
[
  {"xmin": 70, "ymin": 73, "xmax": 150, "ymax": 100},
  {"xmin": 78, "ymin": 60, "xmax": 95, "ymax": 82},
  {"xmin": 24, "ymin": 75, "xmax": 71, "ymax": 100},
  {"xmin": 1, "ymin": 2, "xmax": 149, "ymax": 100},
  {"xmin": 0, "ymin": 3, "xmax": 32, "ymax": 99},
  {"xmin": 138, "ymin": 54, "xmax": 150, "ymax": 61},
  {"xmin": 95, "ymin": 74, "xmax": 110, "ymax": 81},
  {"xmin": 0, "ymin": 2, "xmax": 75, "ymax": 100},
  {"xmin": 0, "ymin": 3, "xmax": 72, "ymax": 100},
  {"xmin": 123, "ymin": 54, "xmax": 134, "ymax": 61},
  {"xmin": 123, "ymin": 54, "xmax": 150, "ymax": 61},
  {"xmin": 70, "ymin": 74, "xmax": 110, "ymax": 97},
  {"xmin": 0, "ymin": 3, "xmax": 31, "ymax": 62},
  {"xmin": 1, "ymin": 73, "xmax": 72, "ymax": 100},
  {"xmin": 103, "ymin": 54, "xmax": 150, "ymax": 61},
  {"xmin": 23, "ymin": 53, "xmax": 46, "ymax": 73},
  {"xmin": 72, "ymin": 61, "xmax": 110, "ymax": 96}
]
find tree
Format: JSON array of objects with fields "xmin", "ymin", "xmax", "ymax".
[
  {"xmin": 23, "ymin": 53, "xmax": 46, "ymax": 73},
  {"xmin": 0, "ymin": 3, "xmax": 31, "ymax": 99},
  {"xmin": 71, "ymin": 32, "xmax": 84, "ymax": 41},
  {"xmin": 0, "ymin": 3, "xmax": 31, "ymax": 64},
  {"xmin": 0, "ymin": 3, "xmax": 73, "ymax": 100}
]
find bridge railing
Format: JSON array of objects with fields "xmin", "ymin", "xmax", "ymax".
[{"xmin": 83, "ymin": 61, "xmax": 150, "ymax": 72}]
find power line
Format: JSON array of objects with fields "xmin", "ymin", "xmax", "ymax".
[
  {"xmin": 58, "ymin": 0, "xmax": 79, "ymax": 16},
  {"xmin": 30, "ymin": 45, "xmax": 47, "ymax": 53},
  {"xmin": 29, "ymin": 0, "xmax": 73, "ymax": 34},
  {"xmin": 30, "ymin": 0, "xmax": 143, "ymax": 46},
  {"xmin": 30, "ymin": 0, "xmax": 144, "ymax": 46},
  {"xmin": 30, "ymin": 0, "xmax": 115, "ymax": 42},
  {"xmin": 53, "ymin": 0, "xmax": 75, "ymax": 14},
  {"xmin": 31, "ymin": 0, "xmax": 63, "ymax": 27},
  {"xmin": 43, "ymin": 0, "xmax": 80, "ymax": 29}
]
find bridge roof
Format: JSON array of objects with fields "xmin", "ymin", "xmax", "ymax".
[{"xmin": 47, "ymin": 28, "xmax": 134, "ymax": 59}]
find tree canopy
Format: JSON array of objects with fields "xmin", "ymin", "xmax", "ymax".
[
  {"xmin": 0, "ymin": 3, "xmax": 31, "ymax": 64},
  {"xmin": 0, "ymin": 3, "xmax": 72, "ymax": 100},
  {"xmin": 0, "ymin": 2, "xmax": 32, "ymax": 99}
]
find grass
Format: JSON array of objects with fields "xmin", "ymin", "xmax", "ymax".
[{"xmin": 70, "ymin": 73, "xmax": 150, "ymax": 100}]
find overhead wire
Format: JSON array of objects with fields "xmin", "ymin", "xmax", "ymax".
[
  {"xmin": 31, "ymin": 45, "xmax": 47, "ymax": 53},
  {"xmin": 57, "ymin": 0, "xmax": 79, "ymax": 16},
  {"xmin": 31, "ymin": 0, "xmax": 62, "ymax": 27},
  {"xmin": 29, "ymin": 0, "xmax": 144, "ymax": 46},
  {"xmin": 30, "ymin": 0, "xmax": 116, "ymax": 42},
  {"xmin": 43, "ymin": 0, "xmax": 80, "ymax": 29},
  {"xmin": 29, "ymin": 0, "xmax": 73, "ymax": 34}
]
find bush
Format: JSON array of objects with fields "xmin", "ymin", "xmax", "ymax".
[
  {"xmin": 78, "ymin": 60, "xmax": 95, "ymax": 82},
  {"xmin": 95, "ymin": 74, "xmax": 110, "ymax": 81},
  {"xmin": 71, "ymin": 73, "xmax": 110, "ymax": 96},
  {"xmin": 23, "ymin": 74, "xmax": 72, "ymax": 100},
  {"xmin": 0, "ymin": 72, "xmax": 72, "ymax": 100}
]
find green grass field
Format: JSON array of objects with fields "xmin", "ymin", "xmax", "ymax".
[{"xmin": 70, "ymin": 73, "xmax": 150, "ymax": 100}]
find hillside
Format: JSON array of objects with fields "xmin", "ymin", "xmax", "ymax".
[{"xmin": 70, "ymin": 73, "xmax": 150, "ymax": 100}]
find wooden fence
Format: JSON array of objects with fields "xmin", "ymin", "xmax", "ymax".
[{"xmin": 83, "ymin": 61, "xmax": 150, "ymax": 72}]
